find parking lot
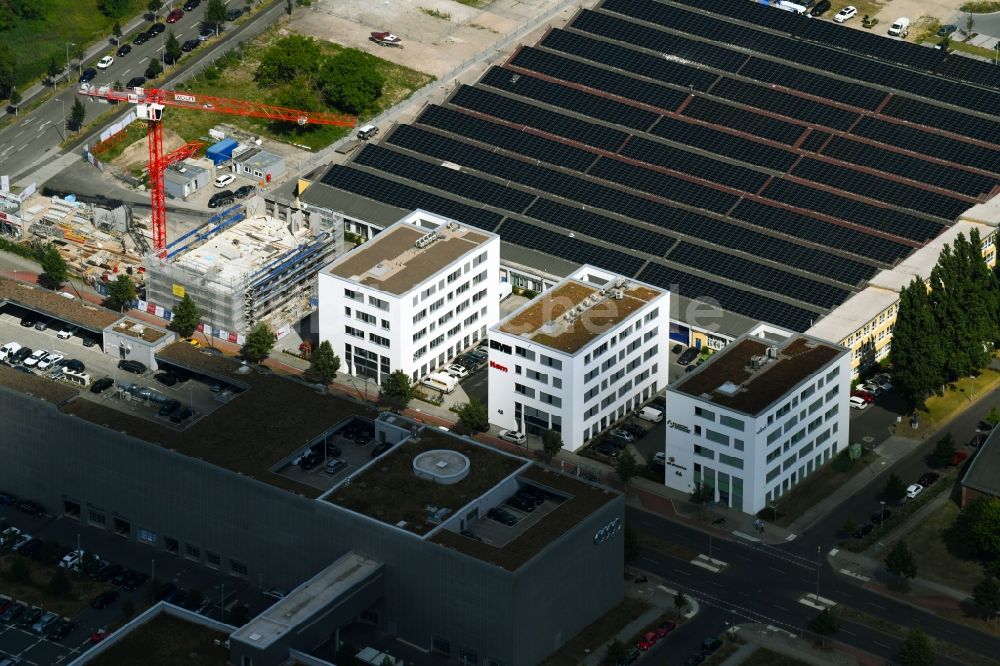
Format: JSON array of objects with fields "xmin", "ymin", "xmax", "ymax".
[
  {"xmin": 278, "ymin": 417, "xmax": 379, "ymax": 491},
  {"xmin": 0, "ymin": 304, "xmax": 238, "ymax": 429}
]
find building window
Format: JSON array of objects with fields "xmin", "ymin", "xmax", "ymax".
[
  {"xmin": 381, "ymin": 319, "xmax": 390, "ymax": 330},
  {"xmin": 368, "ymin": 333, "xmax": 390, "ymax": 347},
  {"xmin": 719, "ymin": 414, "xmax": 744, "ymax": 431},
  {"xmin": 345, "ymin": 325, "xmax": 364, "ymax": 338},
  {"xmin": 63, "ymin": 500, "xmax": 81, "ymax": 518},
  {"xmin": 230, "ymin": 559, "xmax": 248, "ymax": 577},
  {"xmin": 695, "ymin": 406, "xmax": 716, "ymax": 421},
  {"xmin": 514, "ymin": 383, "xmax": 535, "ymax": 398},
  {"xmin": 88, "ymin": 509, "xmax": 106, "ymax": 527},
  {"xmin": 165, "ymin": 537, "xmax": 179, "ymax": 555},
  {"xmin": 734, "ymin": 439, "xmax": 744, "ymax": 451},
  {"xmin": 368, "ymin": 295, "xmax": 389, "ymax": 311},
  {"xmin": 344, "ymin": 288, "xmax": 362, "ymax": 302},
  {"xmin": 719, "ymin": 453, "xmax": 744, "ymax": 470},
  {"xmin": 137, "ymin": 528, "xmax": 157, "ymax": 545},
  {"xmin": 206, "ymin": 551, "xmax": 220, "ymax": 569},
  {"xmin": 705, "ymin": 429, "xmax": 729, "ymax": 446},
  {"xmin": 185, "ymin": 543, "xmax": 201, "ymax": 561},
  {"xmin": 693, "ymin": 445, "xmax": 714, "ymax": 460},
  {"xmin": 357, "ymin": 311, "xmax": 376, "ymax": 325}
]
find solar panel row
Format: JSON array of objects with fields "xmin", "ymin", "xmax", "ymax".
[
  {"xmin": 737, "ymin": 56, "xmax": 887, "ymax": 111},
  {"xmin": 510, "ymin": 46, "xmax": 689, "ymax": 113},
  {"xmin": 880, "ymin": 96, "xmax": 1000, "ymax": 146},
  {"xmin": 524, "ymin": 198, "xmax": 676, "ymax": 258},
  {"xmin": 647, "ymin": 115, "xmax": 798, "ymax": 173},
  {"xmin": 589, "ymin": 157, "xmax": 738, "ymax": 214},
  {"xmin": 638, "ymin": 261, "xmax": 819, "ymax": 332},
  {"xmin": 849, "ymin": 117, "xmax": 1000, "ymax": 175},
  {"xmin": 499, "ymin": 218, "xmax": 646, "ymax": 277},
  {"xmin": 318, "ymin": 165, "xmax": 504, "ymax": 232},
  {"xmin": 617, "ymin": 136, "xmax": 771, "ymax": 192},
  {"xmin": 710, "ymin": 77, "xmax": 859, "ymax": 131},
  {"xmin": 682, "ymin": 97, "xmax": 805, "ymax": 145},
  {"xmin": 480, "ymin": 66, "xmax": 659, "ymax": 132},
  {"xmin": 667, "ymin": 241, "xmax": 849, "ymax": 309}
]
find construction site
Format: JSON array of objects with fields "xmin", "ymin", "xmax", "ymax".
[{"xmin": 144, "ymin": 196, "xmax": 345, "ymax": 338}]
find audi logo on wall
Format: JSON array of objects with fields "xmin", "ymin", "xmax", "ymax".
[{"xmin": 593, "ymin": 517, "xmax": 622, "ymax": 545}]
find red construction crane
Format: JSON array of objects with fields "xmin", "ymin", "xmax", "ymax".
[{"xmin": 80, "ymin": 86, "xmax": 356, "ymax": 256}]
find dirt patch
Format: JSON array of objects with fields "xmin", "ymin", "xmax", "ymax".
[
  {"xmin": 834, "ymin": 0, "xmax": 972, "ymax": 35},
  {"xmin": 113, "ymin": 127, "xmax": 187, "ymax": 172}
]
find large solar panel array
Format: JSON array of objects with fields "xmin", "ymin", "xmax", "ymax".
[{"xmin": 309, "ymin": 0, "xmax": 1000, "ymax": 331}]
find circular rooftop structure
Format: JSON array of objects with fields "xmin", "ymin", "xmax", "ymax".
[{"xmin": 412, "ymin": 449, "xmax": 470, "ymax": 485}]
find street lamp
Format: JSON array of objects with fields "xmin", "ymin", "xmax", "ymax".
[
  {"xmin": 879, "ymin": 500, "xmax": 886, "ymax": 525},
  {"xmin": 58, "ymin": 98, "xmax": 66, "ymax": 138},
  {"xmin": 816, "ymin": 545, "xmax": 821, "ymax": 598},
  {"xmin": 65, "ymin": 42, "xmax": 75, "ymax": 77}
]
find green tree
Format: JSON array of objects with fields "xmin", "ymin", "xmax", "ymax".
[
  {"xmin": 205, "ymin": 0, "xmax": 227, "ymax": 26},
  {"xmin": 987, "ymin": 406, "xmax": 1000, "ymax": 426},
  {"xmin": 886, "ymin": 540, "xmax": 917, "ymax": 581},
  {"xmin": 80, "ymin": 552, "xmax": 102, "ymax": 577},
  {"xmin": 170, "ymin": 293, "xmax": 201, "ymax": 337},
  {"xmin": 99, "ymin": 0, "xmax": 130, "ymax": 18},
  {"xmin": 145, "ymin": 57, "xmax": 162, "ymax": 79},
  {"xmin": 69, "ymin": 97, "xmax": 86, "ymax": 130},
  {"xmin": 890, "ymin": 278, "xmax": 946, "ymax": 405},
  {"xmin": 105, "ymin": 273, "xmax": 136, "ymax": 312},
  {"xmin": 615, "ymin": 448, "xmax": 639, "ymax": 491},
  {"xmin": 540, "ymin": 428, "xmax": 562, "ymax": 462},
  {"xmin": 40, "ymin": 244, "xmax": 68, "ymax": 289},
  {"xmin": 268, "ymin": 76, "xmax": 324, "ymax": 134},
  {"xmin": 255, "ymin": 36, "xmax": 322, "ymax": 86},
  {"xmin": 808, "ymin": 608, "xmax": 838, "ymax": 646},
  {"xmin": 9, "ymin": 87, "xmax": 21, "ymax": 115},
  {"xmin": 973, "ymin": 576, "xmax": 1000, "ymax": 621},
  {"xmin": 147, "ymin": 0, "xmax": 163, "ymax": 17},
  {"xmin": 898, "ymin": 627, "xmax": 934, "ymax": 666},
  {"xmin": 318, "ymin": 49, "xmax": 385, "ymax": 114},
  {"xmin": 46, "ymin": 55, "xmax": 61, "ymax": 88},
  {"xmin": 164, "ymin": 31, "xmax": 182, "ymax": 64},
  {"xmin": 954, "ymin": 496, "xmax": 1000, "ymax": 560},
  {"xmin": 690, "ymin": 482, "xmax": 714, "ymax": 505},
  {"xmin": 47, "ymin": 567, "xmax": 73, "ymax": 598},
  {"xmin": 841, "ymin": 518, "xmax": 858, "ymax": 537},
  {"xmin": 456, "ymin": 397, "xmax": 489, "ymax": 433},
  {"xmin": 884, "ymin": 473, "xmax": 906, "ymax": 504},
  {"xmin": 0, "ymin": 43, "xmax": 15, "ymax": 99},
  {"xmin": 624, "ymin": 524, "xmax": 640, "ymax": 562},
  {"xmin": 380, "ymin": 370, "xmax": 415, "ymax": 411},
  {"xmin": 309, "ymin": 340, "xmax": 340, "ymax": 384},
  {"xmin": 7, "ymin": 558, "xmax": 30, "ymax": 583},
  {"xmin": 604, "ymin": 638, "xmax": 629, "ymax": 665},
  {"xmin": 674, "ymin": 590, "xmax": 688, "ymax": 613},
  {"xmin": 112, "ymin": 21, "xmax": 123, "ymax": 44},
  {"xmin": 929, "ymin": 434, "xmax": 956, "ymax": 468},
  {"xmin": 241, "ymin": 321, "xmax": 276, "ymax": 363}
]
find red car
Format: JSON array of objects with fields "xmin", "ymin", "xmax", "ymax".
[
  {"xmin": 0, "ymin": 598, "xmax": 12, "ymax": 615},
  {"xmin": 166, "ymin": 9, "xmax": 184, "ymax": 23},
  {"xmin": 637, "ymin": 631, "xmax": 659, "ymax": 651},
  {"xmin": 951, "ymin": 450, "xmax": 969, "ymax": 466},
  {"xmin": 654, "ymin": 621, "xmax": 677, "ymax": 638},
  {"xmin": 89, "ymin": 628, "xmax": 109, "ymax": 644},
  {"xmin": 851, "ymin": 389, "xmax": 875, "ymax": 404}
]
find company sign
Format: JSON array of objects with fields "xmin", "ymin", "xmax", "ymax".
[
  {"xmin": 489, "ymin": 360, "xmax": 508, "ymax": 373},
  {"xmin": 593, "ymin": 517, "xmax": 622, "ymax": 545},
  {"xmin": 173, "ymin": 94, "xmax": 197, "ymax": 104},
  {"xmin": 666, "ymin": 420, "xmax": 691, "ymax": 433}
]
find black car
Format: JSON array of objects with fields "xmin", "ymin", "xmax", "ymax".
[
  {"xmin": 118, "ymin": 359, "xmax": 147, "ymax": 374},
  {"xmin": 97, "ymin": 563, "xmax": 124, "ymax": 582},
  {"xmin": 208, "ymin": 189, "xmax": 234, "ymax": 208},
  {"xmin": 181, "ymin": 38, "xmax": 200, "ymax": 52},
  {"xmin": 506, "ymin": 495, "xmax": 536, "ymax": 512},
  {"xmin": 324, "ymin": 442, "xmax": 342, "ymax": 458},
  {"xmin": 121, "ymin": 571, "xmax": 148, "ymax": 591},
  {"xmin": 10, "ymin": 347, "xmax": 31, "ymax": 364},
  {"xmin": 682, "ymin": 655, "xmax": 705, "ymax": 666},
  {"xmin": 19, "ymin": 316, "xmax": 35, "ymax": 327},
  {"xmin": 155, "ymin": 582, "xmax": 179, "ymax": 601},
  {"xmin": 90, "ymin": 377, "xmax": 114, "ymax": 394},
  {"xmin": 371, "ymin": 441, "xmax": 392, "ymax": 458},
  {"xmin": 701, "ymin": 638, "xmax": 723, "ymax": 655},
  {"xmin": 125, "ymin": 76, "xmax": 146, "ymax": 89},
  {"xmin": 183, "ymin": 0, "xmax": 201, "ymax": 9},
  {"xmin": 487, "ymin": 508, "xmax": 518, "ymax": 526},
  {"xmin": 516, "ymin": 485, "xmax": 545, "ymax": 506},
  {"xmin": 810, "ymin": 0, "xmax": 831, "ymax": 16},
  {"xmin": 155, "ymin": 372, "xmax": 178, "ymax": 387},
  {"xmin": 48, "ymin": 619, "xmax": 76, "ymax": 640},
  {"xmin": 112, "ymin": 568, "xmax": 133, "ymax": 586},
  {"xmin": 617, "ymin": 647, "xmax": 640, "ymax": 666},
  {"xmin": 82, "ymin": 336, "xmax": 97, "ymax": 347},
  {"xmin": 299, "ymin": 451, "xmax": 323, "ymax": 471},
  {"xmin": 870, "ymin": 509, "xmax": 893, "ymax": 525},
  {"xmin": 116, "ymin": 44, "xmax": 132, "ymax": 57},
  {"xmin": 132, "ymin": 31, "xmax": 149, "ymax": 45},
  {"xmin": 159, "ymin": 399, "xmax": 182, "ymax": 417},
  {"xmin": 17, "ymin": 500, "xmax": 44, "ymax": 517},
  {"xmin": 226, "ymin": 7, "xmax": 246, "ymax": 20},
  {"xmin": 0, "ymin": 492, "xmax": 15, "ymax": 505},
  {"xmin": 92, "ymin": 591, "xmax": 119, "ymax": 609},
  {"xmin": 677, "ymin": 347, "xmax": 699, "ymax": 366},
  {"xmin": 0, "ymin": 601, "xmax": 25, "ymax": 623},
  {"xmin": 853, "ymin": 523, "xmax": 874, "ymax": 539},
  {"xmin": 78, "ymin": 68, "xmax": 97, "ymax": 83},
  {"xmin": 147, "ymin": 22, "xmax": 166, "ymax": 37},
  {"xmin": 593, "ymin": 442, "xmax": 620, "ymax": 458},
  {"xmin": 65, "ymin": 359, "xmax": 85, "ymax": 373},
  {"xmin": 16, "ymin": 538, "xmax": 42, "ymax": 558},
  {"xmin": 234, "ymin": 184, "xmax": 255, "ymax": 198},
  {"xmin": 170, "ymin": 407, "xmax": 193, "ymax": 424},
  {"xmin": 19, "ymin": 606, "xmax": 43, "ymax": 627}
]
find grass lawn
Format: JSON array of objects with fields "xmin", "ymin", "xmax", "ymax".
[
  {"xmin": 842, "ymin": 471, "xmax": 954, "ymax": 552},
  {"xmin": 541, "ymin": 597, "xmax": 652, "ymax": 666},
  {"xmin": 0, "ymin": 554, "xmax": 117, "ymax": 617},
  {"xmin": 87, "ymin": 612, "xmax": 229, "ymax": 666},
  {"xmin": 4, "ymin": 1, "xmax": 144, "ymax": 88},
  {"xmin": 739, "ymin": 648, "xmax": 808, "ymax": 666},
  {"xmin": 897, "ymin": 499, "xmax": 985, "ymax": 592},
  {"xmin": 767, "ymin": 450, "xmax": 873, "ymax": 528},
  {"xmin": 161, "ymin": 26, "xmax": 433, "ymax": 151},
  {"xmin": 702, "ymin": 640, "xmax": 741, "ymax": 666},
  {"xmin": 906, "ymin": 369, "xmax": 1000, "ymax": 440}
]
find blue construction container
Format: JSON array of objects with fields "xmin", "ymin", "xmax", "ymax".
[{"xmin": 205, "ymin": 138, "xmax": 239, "ymax": 165}]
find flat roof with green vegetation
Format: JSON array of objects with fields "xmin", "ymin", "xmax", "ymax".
[
  {"xmin": 326, "ymin": 430, "xmax": 528, "ymax": 535},
  {"xmin": 88, "ymin": 612, "xmax": 229, "ymax": 666}
]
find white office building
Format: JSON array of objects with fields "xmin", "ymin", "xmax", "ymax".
[
  {"xmin": 663, "ymin": 333, "xmax": 850, "ymax": 514},
  {"xmin": 318, "ymin": 210, "xmax": 500, "ymax": 384},
  {"xmin": 488, "ymin": 266, "xmax": 668, "ymax": 452}
]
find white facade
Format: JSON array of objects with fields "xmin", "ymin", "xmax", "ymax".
[
  {"xmin": 663, "ymin": 334, "xmax": 850, "ymax": 515},
  {"xmin": 318, "ymin": 211, "xmax": 500, "ymax": 385},
  {"xmin": 488, "ymin": 266, "xmax": 669, "ymax": 452}
]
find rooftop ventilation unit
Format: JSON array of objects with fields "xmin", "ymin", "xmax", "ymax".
[
  {"xmin": 414, "ymin": 232, "xmax": 438, "ymax": 249},
  {"xmin": 610, "ymin": 289, "xmax": 624, "ymax": 300},
  {"xmin": 767, "ymin": 346, "xmax": 778, "ymax": 359}
]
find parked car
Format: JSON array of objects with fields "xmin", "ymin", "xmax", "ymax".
[
  {"xmin": 32, "ymin": 611, "xmax": 59, "ymax": 635},
  {"xmin": 198, "ymin": 26, "xmax": 216, "ymax": 41},
  {"xmin": 97, "ymin": 563, "xmax": 124, "ymax": 582},
  {"xmin": 89, "ymin": 628, "xmax": 109, "ymax": 643},
  {"xmin": 371, "ymin": 441, "xmax": 393, "ymax": 458},
  {"xmin": 82, "ymin": 336, "xmax": 98, "ymax": 347},
  {"xmin": 593, "ymin": 441, "xmax": 620, "ymax": 458},
  {"xmin": 90, "ymin": 377, "xmax": 114, "ymax": 394},
  {"xmin": 155, "ymin": 372, "xmax": 178, "ymax": 386},
  {"xmin": 809, "ymin": 0, "xmax": 831, "ymax": 16},
  {"xmin": 938, "ymin": 24, "xmax": 958, "ymax": 37},
  {"xmin": 132, "ymin": 31, "xmax": 149, "ymax": 45},
  {"xmin": 19, "ymin": 606, "xmax": 43, "ymax": 628},
  {"xmin": 125, "ymin": 76, "xmax": 146, "ymax": 89},
  {"xmin": 10, "ymin": 347, "xmax": 31, "ymax": 364},
  {"xmin": 118, "ymin": 359, "xmax": 146, "ymax": 374},
  {"xmin": 637, "ymin": 630, "xmax": 659, "ymax": 651},
  {"xmin": 486, "ymin": 508, "xmax": 518, "ymax": 526},
  {"xmin": 506, "ymin": 495, "xmax": 536, "ymax": 512},
  {"xmin": 116, "ymin": 44, "xmax": 132, "ymax": 57},
  {"xmin": 834, "ymin": 5, "xmax": 857, "ymax": 22},
  {"xmin": 918, "ymin": 472, "xmax": 939, "ymax": 487},
  {"xmin": 17, "ymin": 501, "xmax": 44, "ymax": 517},
  {"xmin": 158, "ymin": 399, "xmax": 182, "ymax": 417},
  {"xmin": 951, "ymin": 450, "xmax": 969, "ymax": 466},
  {"xmin": 701, "ymin": 638, "xmax": 723, "ymax": 655},
  {"xmin": 183, "ymin": 0, "xmax": 201, "ymax": 9},
  {"xmin": 121, "ymin": 571, "xmax": 148, "ymax": 591},
  {"xmin": 48, "ymin": 618, "xmax": 76, "ymax": 640},
  {"xmin": 445, "ymin": 364, "xmax": 469, "ymax": 379},
  {"xmin": 166, "ymin": 9, "xmax": 184, "ymax": 22},
  {"xmin": 0, "ymin": 601, "xmax": 25, "ymax": 623},
  {"xmin": 299, "ymin": 451, "xmax": 323, "ymax": 471},
  {"xmin": 22, "ymin": 349, "xmax": 48, "ymax": 368},
  {"xmin": 234, "ymin": 184, "xmax": 255, "ymax": 198},
  {"xmin": 498, "ymin": 430, "xmax": 527, "ymax": 446},
  {"xmin": 226, "ymin": 6, "xmax": 247, "ymax": 20},
  {"xmin": 36, "ymin": 353, "xmax": 63, "ymax": 371},
  {"xmin": 96, "ymin": 56, "xmax": 114, "ymax": 70},
  {"xmin": 208, "ymin": 189, "xmax": 234, "ymax": 208},
  {"xmin": 656, "ymin": 621, "xmax": 678, "ymax": 638},
  {"xmin": 181, "ymin": 38, "xmax": 200, "ymax": 52},
  {"xmin": 850, "ymin": 390, "xmax": 875, "ymax": 404},
  {"xmin": 849, "ymin": 396, "xmax": 867, "ymax": 410},
  {"xmin": 65, "ymin": 359, "xmax": 85, "ymax": 373},
  {"xmin": 214, "ymin": 173, "xmax": 236, "ymax": 188},
  {"xmin": 609, "ymin": 428, "xmax": 635, "ymax": 442},
  {"xmin": 323, "ymin": 458, "xmax": 348, "ymax": 476},
  {"xmin": 516, "ymin": 485, "xmax": 545, "ymax": 507},
  {"xmin": 976, "ymin": 421, "xmax": 994, "ymax": 434},
  {"xmin": 677, "ymin": 347, "xmax": 699, "ymax": 365},
  {"xmin": 78, "ymin": 68, "xmax": 97, "ymax": 83},
  {"xmin": 905, "ymin": 483, "xmax": 923, "ymax": 500},
  {"xmin": 870, "ymin": 509, "xmax": 892, "ymax": 524},
  {"xmin": 170, "ymin": 407, "xmax": 194, "ymax": 424},
  {"xmin": 147, "ymin": 22, "xmax": 165, "ymax": 37},
  {"xmin": 853, "ymin": 523, "xmax": 873, "ymax": 538}
]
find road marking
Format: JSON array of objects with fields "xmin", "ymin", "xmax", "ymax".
[
  {"xmin": 774, "ymin": 604, "xmax": 790, "ymax": 611},
  {"xmin": 842, "ymin": 629, "xmax": 857, "ymax": 636},
  {"xmin": 14, "ymin": 130, "xmax": 23, "ymax": 138},
  {"xmin": 674, "ymin": 569, "xmax": 692, "ymax": 576},
  {"xmin": 874, "ymin": 641, "xmax": 891, "ymax": 649},
  {"xmin": 769, "ymin": 566, "xmax": 787, "ymax": 574},
  {"xmin": 868, "ymin": 602, "xmax": 886, "ymax": 610},
  {"xmin": 21, "ymin": 117, "xmax": 35, "ymax": 125},
  {"xmin": 640, "ymin": 556, "xmax": 658, "ymax": 564}
]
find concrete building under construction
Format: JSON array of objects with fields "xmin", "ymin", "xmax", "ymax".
[{"xmin": 144, "ymin": 196, "xmax": 343, "ymax": 339}]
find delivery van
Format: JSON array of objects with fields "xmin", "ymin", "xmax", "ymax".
[
  {"xmin": 888, "ymin": 17, "xmax": 910, "ymax": 37},
  {"xmin": 420, "ymin": 372, "xmax": 458, "ymax": 394}
]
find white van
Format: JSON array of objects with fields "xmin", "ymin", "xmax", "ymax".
[
  {"xmin": 638, "ymin": 406, "xmax": 664, "ymax": 423},
  {"xmin": 420, "ymin": 372, "xmax": 457, "ymax": 394},
  {"xmin": 59, "ymin": 549, "xmax": 86, "ymax": 570},
  {"xmin": 0, "ymin": 342, "xmax": 21, "ymax": 363},
  {"xmin": 776, "ymin": 1, "xmax": 808, "ymax": 13},
  {"xmin": 888, "ymin": 17, "xmax": 910, "ymax": 37}
]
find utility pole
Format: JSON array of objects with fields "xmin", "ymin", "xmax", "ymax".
[{"xmin": 816, "ymin": 546, "xmax": 821, "ymax": 598}]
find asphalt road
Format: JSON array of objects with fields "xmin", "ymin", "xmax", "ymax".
[
  {"xmin": 629, "ymin": 507, "xmax": 997, "ymax": 665},
  {"xmin": 0, "ymin": 0, "xmax": 282, "ymax": 181}
]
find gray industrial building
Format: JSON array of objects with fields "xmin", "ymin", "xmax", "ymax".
[
  {"xmin": 233, "ymin": 146, "xmax": 285, "ymax": 183},
  {"xmin": 164, "ymin": 160, "xmax": 209, "ymax": 200},
  {"xmin": 0, "ymin": 343, "xmax": 624, "ymax": 666}
]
